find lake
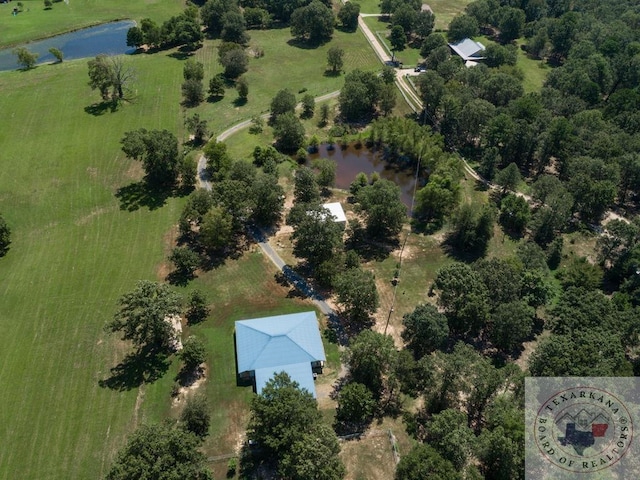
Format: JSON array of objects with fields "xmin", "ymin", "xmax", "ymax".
[
  {"xmin": 307, "ymin": 143, "xmax": 419, "ymax": 209},
  {"xmin": 0, "ymin": 20, "xmax": 135, "ymax": 71}
]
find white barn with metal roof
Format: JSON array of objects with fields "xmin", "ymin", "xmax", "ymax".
[{"xmin": 448, "ymin": 38, "xmax": 486, "ymax": 62}]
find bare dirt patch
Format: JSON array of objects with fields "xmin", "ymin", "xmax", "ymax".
[{"xmin": 340, "ymin": 429, "xmax": 397, "ymax": 480}]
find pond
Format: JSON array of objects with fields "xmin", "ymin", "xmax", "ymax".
[
  {"xmin": 307, "ymin": 143, "xmax": 419, "ymax": 209},
  {"xmin": 0, "ymin": 20, "xmax": 135, "ymax": 72}
]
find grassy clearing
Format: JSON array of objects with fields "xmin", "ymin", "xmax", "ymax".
[
  {"xmin": 355, "ymin": 0, "xmax": 381, "ymax": 14},
  {"xmin": 0, "ymin": 0, "xmax": 184, "ymax": 48},
  {"xmin": 516, "ymin": 46, "xmax": 550, "ymax": 93},
  {"xmin": 188, "ymin": 27, "xmax": 379, "ymax": 138},
  {"xmin": 429, "ymin": 0, "xmax": 474, "ymax": 31}
]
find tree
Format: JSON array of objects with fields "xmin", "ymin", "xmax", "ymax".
[
  {"xmin": 218, "ymin": 43, "xmax": 249, "ymax": 78},
  {"xmin": 426, "ymin": 409, "xmax": 476, "ymax": 470},
  {"xmin": 336, "ymin": 382, "xmax": 376, "ymax": 426},
  {"xmin": 327, "ymin": 46, "xmax": 344, "ymax": 74},
  {"xmin": 208, "ymin": 75, "xmax": 225, "ymax": 98},
  {"xmin": 415, "ymin": 10, "xmax": 435, "ymax": 39},
  {"xmin": 106, "ymin": 280, "xmax": 182, "ymax": 353},
  {"xmin": 347, "ymin": 330, "xmax": 397, "ymax": 398},
  {"xmin": 248, "ymin": 372, "xmax": 322, "ymax": 455},
  {"xmin": 356, "ymin": 179, "xmax": 406, "ymax": 239},
  {"xmin": 313, "ymin": 158, "xmax": 336, "ymax": 189},
  {"xmin": 473, "ymin": 257, "xmax": 522, "ymax": 309},
  {"xmin": 236, "ymin": 76, "xmax": 249, "ymax": 100},
  {"xmin": 301, "ymin": 94, "xmax": 315, "ymax": 119},
  {"xmin": 389, "ymin": 25, "xmax": 407, "ymax": 52},
  {"xmin": 105, "ymin": 423, "xmax": 212, "ymax": 480},
  {"xmin": 433, "ymin": 263, "xmax": 490, "ymax": 335},
  {"xmin": 201, "ymin": 0, "xmax": 238, "ymax": 36},
  {"xmin": 290, "ymin": 0, "xmax": 335, "ymax": 44},
  {"xmin": 13, "ymin": 47, "xmax": 38, "ymax": 70},
  {"xmin": 417, "ymin": 70, "xmax": 445, "ymax": 121},
  {"xmin": 395, "ymin": 444, "xmax": 461, "ymax": 480},
  {"xmin": 182, "ymin": 79, "xmax": 204, "ymax": 107},
  {"xmin": 447, "ymin": 14, "xmax": 479, "ymax": 42},
  {"xmin": 252, "ymin": 172, "xmax": 285, "ymax": 226},
  {"xmin": 421, "ymin": 32, "xmax": 447, "ymax": 57},
  {"xmin": 273, "ymin": 112, "xmax": 306, "ymax": 153},
  {"xmin": 44, "ymin": 0, "xmax": 52, "ymax": 9},
  {"xmin": 279, "ymin": 424, "xmax": 346, "ymax": 480},
  {"xmin": 199, "ymin": 206, "xmax": 234, "ymax": 252},
  {"xmin": 338, "ymin": 2, "xmax": 360, "ymax": 30},
  {"xmin": 489, "ymin": 301, "xmax": 534, "ymax": 352},
  {"xmin": 183, "ymin": 59, "xmax": 204, "ymax": 81},
  {"xmin": 126, "ymin": 26, "xmax": 144, "ymax": 49},
  {"xmin": 529, "ymin": 329, "xmax": 632, "ymax": 376},
  {"xmin": 169, "ymin": 246, "xmax": 200, "ymax": 278},
  {"xmin": 140, "ymin": 18, "xmax": 162, "ymax": 47},
  {"xmin": 221, "ymin": 11, "xmax": 249, "ymax": 44},
  {"xmin": 203, "ymin": 140, "xmax": 232, "ymax": 180},
  {"xmin": 88, "ymin": 55, "xmax": 135, "ymax": 103},
  {"xmin": 402, "ymin": 304, "xmax": 449, "ymax": 358},
  {"xmin": 498, "ymin": 7, "xmax": 525, "ymax": 43},
  {"xmin": 0, "ymin": 214, "xmax": 10, "ymax": 257},
  {"xmin": 121, "ymin": 129, "xmax": 179, "ymax": 186},
  {"xmin": 180, "ymin": 394, "xmax": 211, "ymax": 439},
  {"xmin": 494, "ymin": 162, "xmax": 521, "ymax": 193},
  {"xmin": 293, "ymin": 166, "xmax": 321, "ymax": 204},
  {"xmin": 339, "ymin": 69, "xmax": 383, "ymax": 121},
  {"xmin": 334, "ymin": 267, "xmax": 380, "ymax": 324},
  {"xmin": 414, "ymin": 173, "xmax": 460, "ymax": 223},
  {"xmin": 186, "ymin": 289, "xmax": 209, "ymax": 325},
  {"xmin": 185, "ymin": 114, "xmax": 209, "ymax": 145},
  {"xmin": 180, "ymin": 336, "xmax": 206, "ymax": 371},
  {"xmin": 292, "ymin": 206, "xmax": 343, "ymax": 267},
  {"xmin": 48, "ymin": 47, "xmax": 63, "ymax": 63},
  {"xmin": 447, "ymin": 203, "xmax": 495, "ymax": 256},
  {"xmin": 499, "ymin": 193, "xmax": 530, "ymax": 235},
  {"xmin": 392, "ymin": 4, "xmax": 417, "ymax": 34},
  {"xmin": 379, "ymin": 84, "xmax": 397, "ymax": 116},
  {"xmin": 270, "ymin": 89, "xmax": 297, "ymax": 122}
]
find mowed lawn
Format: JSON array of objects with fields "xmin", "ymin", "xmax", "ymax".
[
  {"xmin": 0, "ymin": 24, "xmax": 376, "ymax": 478},
  {"xmin": 0, "ymin": 53, "xmax": 186, "ymax": 479},
  {"xmin": 0, "ymin": 0, "xmax": 184, "ymax": 47},
  {"xmin": 187, "ymin": 26, "xmax": 380, "ymax": 138}
]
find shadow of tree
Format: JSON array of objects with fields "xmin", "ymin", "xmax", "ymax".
[
  {"xmin": 166, "ymin": 269, "xmax": 196, "ymax": 287},
  {"xmin": 99, "ymin": 346, "xmax": 171, "ymax": 391},
  {"xmin": 84, "ymin": 101, "xmax": 118, "ymax": 116},
  {"xmin": 233, "ymin": 97, "xmax": 247, "ymax": 107},
  {"xmin": 441, "ymin": 238, "xmax": 487, "ymax": 263},
  {"xmin": 115, "ymin": 181, "xmax": 170, "ymax": 211},
  {"xmin": 323, "ymin": 69, "xmax": 342, "ymax": 78}
]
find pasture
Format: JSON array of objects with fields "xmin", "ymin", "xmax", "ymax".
[{"xmin": 0, "ymin": 22, "xmax": 375, "ymax": 478}]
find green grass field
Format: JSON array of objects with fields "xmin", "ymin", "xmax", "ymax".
[
  {"xmin": 0, "ymin": 0, "xmax": 184, "ymax": 48},
  {"xmin": 428, "ymin": 0, "xmax": 474, "ymax": 31},
  {"xmin": 0, "ymin": 23, "xmax": 376, "ymax": 478}
]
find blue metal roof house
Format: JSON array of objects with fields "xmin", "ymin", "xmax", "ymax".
[{"xmin": 235, "ymin": 311, "xmax": 326, "ymax": 398}]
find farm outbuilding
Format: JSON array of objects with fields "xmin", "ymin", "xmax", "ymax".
[
  {"xmin": 448, "ymin": 38, "xmax": 486, "ymax": 64},
  {"xmin": 321, "ymin": 202, "xmax": 347, "ymax": 228},
  {"xmin": 235, "ymin": 311, "xmax": 326, "ymax": 397}
]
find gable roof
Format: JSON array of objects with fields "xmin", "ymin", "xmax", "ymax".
[
  {"xmin": 235, "ymin": 311, "xmax": 326, "ymax": 397},
  {"xmin": 448, "ymin": 38, "xmax": 486, "ymax": 61}
]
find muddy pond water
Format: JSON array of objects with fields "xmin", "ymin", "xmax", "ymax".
[
  {"xmin": 0, "ymin": 20, "xmax": 135, "ymax": 71},
  {"xmin": 306, "ymin": 143, "xmax": 418, "ymax": 208}
]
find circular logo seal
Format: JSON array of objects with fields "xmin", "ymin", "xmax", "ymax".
[{"xmin": 534, "ymin": 386, "xmax": 633, "ymax": 473}]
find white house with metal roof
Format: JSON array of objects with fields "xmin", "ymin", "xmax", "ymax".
[
  {"xmin": 448, "ymin": 38, "xmax": 486, "ymax": 64},
  {"xmin": 235, "ymin": 311, "xmax": 326, "ymax": 397}
]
